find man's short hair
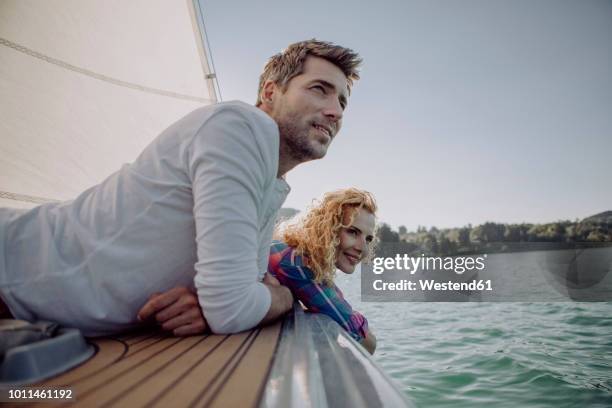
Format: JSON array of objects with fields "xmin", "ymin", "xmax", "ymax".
[{"xmin": 256, "ymin": 39, "xmax": 362, "ymax": 106}]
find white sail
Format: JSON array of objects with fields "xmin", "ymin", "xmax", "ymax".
[{"xmin": 0, "ymin": 0, "xmax": 219, "ymax": 208}]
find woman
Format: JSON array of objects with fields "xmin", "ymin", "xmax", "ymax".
[
  {"xmin": 268, "ymin": 188, "xmax": 377, "ymax": 354},
  {"xmin": 139, "ymin": 188, "xmax": 377, "ymax": 353}
]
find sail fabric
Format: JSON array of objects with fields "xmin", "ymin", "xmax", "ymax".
[{"xmin": 0, "ymin": 0, "xmax": 217, "ymax": 208}]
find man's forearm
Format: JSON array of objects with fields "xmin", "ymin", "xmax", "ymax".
[{"xmin": 259, "ymin": 284, "xmax": 294, "ymax": 326}]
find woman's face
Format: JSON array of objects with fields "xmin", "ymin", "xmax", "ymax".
[{"xmin": 335, "ymin": 207, "xmax": 376, "ymax": 274}]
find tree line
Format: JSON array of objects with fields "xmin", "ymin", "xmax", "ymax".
[{"xmin": 376, "ymin": 215, "xmax": 612, "ymax": 256}]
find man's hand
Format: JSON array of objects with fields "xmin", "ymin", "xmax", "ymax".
[
  {"xmin": 259, "ymin": 273, "xmax": 293, "ymax": 326},
  {"xmin": 137, "ymin": 287, "xmax": 208, "ymax": 336},
  {"xmin": 263, "ymin": 272, "xmax": 281, "ymax": 286}
]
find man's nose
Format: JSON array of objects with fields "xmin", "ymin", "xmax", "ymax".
[{"xmin": 323, "ymin": 98, "xmax": 343, "ymax": 123}]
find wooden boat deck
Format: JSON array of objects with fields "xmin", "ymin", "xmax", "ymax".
[
  {"xmin": 3, "ymin": 307, "xmax": 413, "ymax": 407},
  {"xmin": 14, "ymin": 322, "xmax": 281, "ymax": 408}
]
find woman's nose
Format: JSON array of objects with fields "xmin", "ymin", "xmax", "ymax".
[{"xmin": 354, "ymin": 236, "xmax": 366, "ymax": 251}]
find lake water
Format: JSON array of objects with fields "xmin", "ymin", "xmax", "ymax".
[{"xmin": 335, "ymin": 249, "xmax": 612, "ymax": 408}]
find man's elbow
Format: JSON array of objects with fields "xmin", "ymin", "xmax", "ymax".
[
  {"xmin": 204, "ymin": 308, "xmax": 263, "ymax": 334},
  {"xmin": 198, "ymin": 285, "xmax": 272, "ymax": 334},
  {"xmin": 204, "ymin": 314, "xmax": 240, "ymax": 334}
]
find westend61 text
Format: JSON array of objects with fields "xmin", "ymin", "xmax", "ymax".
[
  {"xmin": 373, "ymin": 279, "xmax": 493, "ymax": 292},
  {"xmin": 372, "ymin": 254, "xmax": 487, "ymax": 275}
]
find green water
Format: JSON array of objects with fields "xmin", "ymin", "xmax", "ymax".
[{"xmin": 336, "ymin": 277, "xmax": 612, "ymax": 407}]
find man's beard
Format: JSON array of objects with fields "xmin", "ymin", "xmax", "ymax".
[{"xmin": 277, "ymin": 116, "xmax": 323, "ymax": 162}]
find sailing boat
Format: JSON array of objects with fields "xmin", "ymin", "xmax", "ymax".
[
  {"xmin": 0, "ymin": 1, "xmax": 412, "ymax": 406},
  {"xmin": 0, "ymin": 0, "xmax": 219, "ymax": 208}
]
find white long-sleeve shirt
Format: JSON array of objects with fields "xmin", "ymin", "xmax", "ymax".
[{"xmin": 0, "ymin": 101, "xmax": 290, "ymax": 336}]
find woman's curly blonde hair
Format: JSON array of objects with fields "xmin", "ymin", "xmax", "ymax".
[{"xmin": 277, "ymin": 188, "xmax": 378, "ymax": 286}]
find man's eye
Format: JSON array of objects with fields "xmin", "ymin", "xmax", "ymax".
[{"xmin": 312, "ymin": 85, "xmax": 326, "ymax": 93}]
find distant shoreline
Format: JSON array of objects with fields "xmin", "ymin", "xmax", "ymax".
[{"xmin": 375, "ymin": 211, "xmax": 612, "ymax": 257}]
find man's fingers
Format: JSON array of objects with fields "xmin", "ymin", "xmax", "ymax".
[
  {"xmin": 153, "ymin": 302, "xmax": 183, "ymax": 323},
  {"xmin": 138, "ymin": 296, "xmax": 174, "ymax": 321},
  {"xmin": 137, "ymin": 298, "xmax": 159, "ymax": 321},
  {"xmin": 161, "ymin": 314, "xmax": 190, "ymax": 331},
  {"xmin": 148, "ymin": 291, "xmax": 162, "ymax": 300},
  {"xmin": 136, "ymin": 286, "xmax": 204, "ymax": 338},
  {"xmin": 155, "ymin": 288, "xmax": 199, "ymax": 322},
  {"xmin": 161, "ymin": 308, "xmax": 204, "ymax": 332},
  {"xmin": 137, "ymin": 292, "xmax": 163, "ymax": 320},
  {"xmin": 173, "ymin": 320, "xmax": 207, "ymax": 337},
  {"xmin": 137, "ymin": 287, "xmax": 188, "ymax": 321},
  {"xmin": 155, "ymin": 293, "xmax": 197, "ymax": 322}
]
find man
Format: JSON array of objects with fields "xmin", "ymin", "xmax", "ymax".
[{"xmin": 0, "ymin": 40, "xmax": 362, "ymax": 336}]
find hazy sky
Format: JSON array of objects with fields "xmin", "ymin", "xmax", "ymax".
[{"xmin": 201, "ymin": 0, "xmax": 611, "ymax": 231}]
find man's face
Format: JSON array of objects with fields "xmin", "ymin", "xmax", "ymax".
[{"xmin": 266, "ymin": 56, "xmax": 349, "ymax": 162}]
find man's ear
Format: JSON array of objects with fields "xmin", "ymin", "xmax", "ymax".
[{"xmin": 260, "ymin": 80, "xmax": 280, "ymax": 107}]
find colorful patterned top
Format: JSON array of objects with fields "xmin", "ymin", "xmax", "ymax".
[{"xmin": 268, "ymin": 241, "xmax": 369, "ymax": 342}]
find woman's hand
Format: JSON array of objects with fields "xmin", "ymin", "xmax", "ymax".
[
  {"xmin": 137, "ymin": 286, "xmax": 208, "ymax": 336},
  {"xmin": 361, "ymin": 330, "xmax": 377, "ymax": 355}
]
